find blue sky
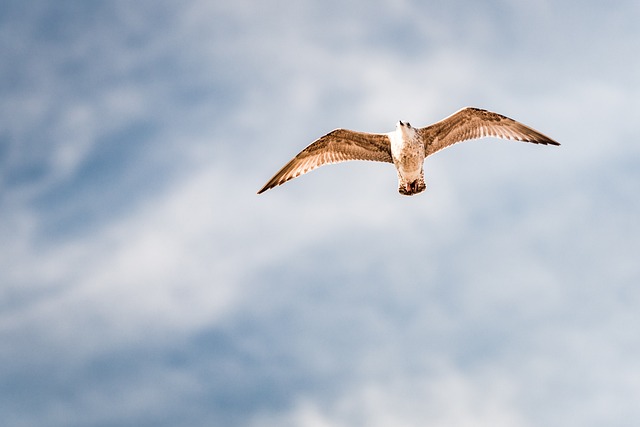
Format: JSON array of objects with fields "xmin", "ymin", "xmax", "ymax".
[{"xmin": 1, "ymin": 1, "xmax": 640, "ymax": 426}]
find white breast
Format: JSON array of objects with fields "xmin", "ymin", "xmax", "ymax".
[{"xmin": 389, "ymin": 127, "xmax": 424, "ymax": 180}]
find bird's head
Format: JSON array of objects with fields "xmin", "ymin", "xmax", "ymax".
[{"xmin": 396, "ymin": 121, "xmax": 416, "ymax": 138}]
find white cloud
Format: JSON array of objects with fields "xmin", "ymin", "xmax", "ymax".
[
  {"xmin": 253, "ymin": 366, "xmax": 530, "ymax": 427},
  {"xmin": 2, "ymin": 1, "xmax": 640, "ymax": 426},
  {"xmin": 1, "ymin": 166, "xmax": 244, "ymax": 352}
]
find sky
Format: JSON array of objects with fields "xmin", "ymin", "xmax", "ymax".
[{"xmin": 1, "ymin": 0, "xmax": 640, "ymax": 426}]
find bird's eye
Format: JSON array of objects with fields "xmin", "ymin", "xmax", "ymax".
[{"xmin": 406, "ymin": 122, "xmax": 411, "ymax": 127}]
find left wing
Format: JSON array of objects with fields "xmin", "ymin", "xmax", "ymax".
[{"xmin": 420, "ymin": 107, "xmax": 560, "ymax": 157}]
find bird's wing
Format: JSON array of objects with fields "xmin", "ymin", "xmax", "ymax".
[
  {"xmin": 257, "ymin": 129, "xmax": 392, "ymax": 194},
  {"xmin": 420, "ymin": 107, "xmax": 560, "ymax": 157}
]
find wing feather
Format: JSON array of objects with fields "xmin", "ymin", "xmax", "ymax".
[
  {"xmin": 257, "ymin": 129, "xmax": 392, "ymax": 194},
  {"xmin": 420, "ymin": 107, "xmax": 560, "ymax": 157}
]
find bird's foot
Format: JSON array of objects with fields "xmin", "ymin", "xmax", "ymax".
[{"xmin": 399, "ymin": 179, "xmax": 426, "ymax": 196}]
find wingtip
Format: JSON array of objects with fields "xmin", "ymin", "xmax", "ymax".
[
  {"xmin": 257, "ymin": 182, "xmax": 276, "ymax": 194},
  {"xmin": 544, "ymin": 138, "xmax": 561, "ymax": 146},
  {"xmin": 534, "ymin": 139, "xmax": 560, "ymax": 147}
]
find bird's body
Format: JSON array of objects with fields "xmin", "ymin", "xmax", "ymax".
[
  {"xmin": 257, "ymin": 107, "xmax": 559, "ymax": 196},
  {"xmin": 389, "ymin": 121, "xmax": 426, "ymax": 195}
]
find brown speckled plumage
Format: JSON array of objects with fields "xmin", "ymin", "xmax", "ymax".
[
  {"xmin": 257, "ymin": 129, "xmax": 392, "ymax": 194},
  {"xmin": 258, "ymin": 107, "xmax": 559, "ymax": 196},
  {"xmin": 420, "ymin": 107, "xmax": 559, "ymax": 157}
]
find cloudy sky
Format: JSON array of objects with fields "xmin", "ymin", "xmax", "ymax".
[{"xmin": 1, "ymin": 1, "xmax": 640, "ymax": 426}]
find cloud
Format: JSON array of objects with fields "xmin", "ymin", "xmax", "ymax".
[
  {"xmin": 2, "ymin": 1, "xmax": 640, "ymax": 426},
  {"xmin": 252, "ymin": 368, "xmax": 530, "ymax": 427}
]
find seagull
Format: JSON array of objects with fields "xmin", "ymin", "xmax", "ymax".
[{"xmin": 257, "ymin": 107, "xmax": 559, "ymax": 196}]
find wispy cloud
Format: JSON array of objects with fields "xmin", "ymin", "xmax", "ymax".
[{"xmin": 1, "ymin": 1, "xmax": 640, "ymax": 426}]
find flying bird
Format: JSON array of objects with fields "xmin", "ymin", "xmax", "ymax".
[{"xmin": 257, "ymin": 107, "xmax": 559, "ymax": 196}]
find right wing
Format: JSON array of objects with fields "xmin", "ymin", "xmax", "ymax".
[{"xmin": 257, "ymin": 129, "xmax": 392, "ymax": 194}]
